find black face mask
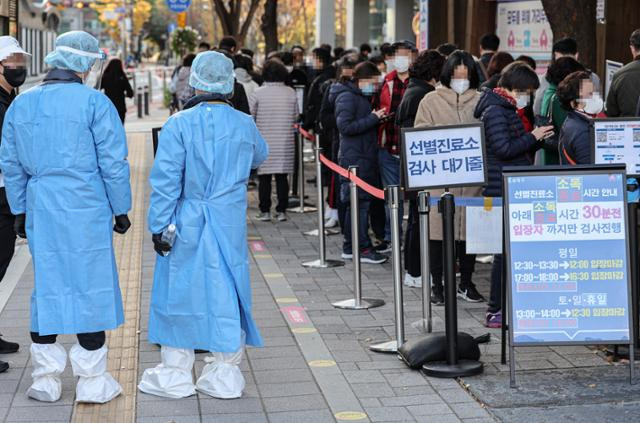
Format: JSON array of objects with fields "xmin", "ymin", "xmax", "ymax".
[{"xmin": 3, "ymin": 68, "xmax": 26, "ymax": 87}]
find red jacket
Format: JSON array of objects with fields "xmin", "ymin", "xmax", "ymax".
[{"xmin": 374, "ymin": 70, "xmax": 409, "ymax": 155}]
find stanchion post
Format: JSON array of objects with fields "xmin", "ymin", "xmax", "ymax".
[
  {"xmin": 370, "ymin": 185, "xmax": 404, "ymax": 352},
  {"xmin": 332, "ymin": 167, "xmax": 384, "ymax": 310},
  {"xmin": 137, "ymin": 86, "xmax": 143, "ymax": 119},
  {"xmin": 414, "ymin": 191, "xmax": 432, "ymax": 333},
  {"xmin": 422, "ymin": 190, "xmax": 483, "ymax": 377},
  {"xmin": 147, "ymin": 70, "xmax": 153, "ymax": 101},
  {"xmin": 289, "ymin": 129, "xmax": 316, "ymax": 213},
  {"xmin": 144, "ymin": 85, "xmax": 150, "ymax": 115},
  {"xmin": 302, "ymin": 137, "xmax": 344, "ymax": 269}
]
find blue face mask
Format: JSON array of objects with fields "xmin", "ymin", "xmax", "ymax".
[{"xmin": 360, "ymin": 84, "xmax": 376, "ymax": 95}]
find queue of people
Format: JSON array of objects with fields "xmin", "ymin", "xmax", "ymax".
[{"xmin": 1, "ymin": 25, "xmax": 640, "ymax": 403}]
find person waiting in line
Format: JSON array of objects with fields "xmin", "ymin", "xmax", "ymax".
[
  {"xmin": 607, "ymin": 29, "xmax": 640, "ymax": 117},
  {"xmin": 197, "ymin": 42, "xmax": 211, "ymax": 52},
  {"xmin": 395, "ymin": 49, "xmax": 445, "ymax": 289},
  {"xmin": 234, "ymin": 53, "xmax": 259, "ymax": 100},
  {"xmin": 359, "ymin": 43, "xmax": 372, "ymax": 61},
  {"xmin": 476, "ymin": 33, "xmax": 500, "ymax": 84},
  {"xmin": 251, "ymin": 59, "xmax": 299, "ymax": 223},
  {"xmin": 537, "ymin": 57, "xmax": 586, "ymax": 165},
  {"xmin": 413, "ymin": 50, "xmax": 484, "ymax": 303},
  {"xmin": 370, "ymin": 55, "xmax": 387, "ymax": 78},
  {"xmin": 100, "ymin": 58, "xmax": 133, "ymax": 123},
  {"xmin": 515, "ymin": 55, "xmax": 536, "ymax": 71},
  {"xmin": 475, "ymin": 62, "xmax": 554, "ymax": 328},
  {"xmin": 436, "ymin": 43, "xmax": 458, "ymax": 59},
  {"xmin": 331, "ymin": 61, "xmax": 388, "ymax": 264},
  {"xmin": 139, "ymin": 51, "xmax": 268, "ymax": 399},
  {"xmin": 480, "ymin": 51, "xmax": 514, "ymax": 90},
  {"xmin": 0, "ymin": 36, "xmax": 30, "ymax": 374},
  {"xmin": 318, "ymin": 54, "xmax": 361, "ymax": 230},
  {"xmin": 170, "ymin": 53, "xmax": 195, "ymax": 110},
  {"xmin": 557, "ymin": 71, "xmax": 604, "ymax": 165},
  {"xmin": 0, "ymin": 30, "xmax": 132, "ymax": 403},
  {"xmin": 374, "ymin": 41, "xmax": 414, "ymax": 254},
  {"xmin": 534, "ymin": 37, "xmax": 601, "ymax": 116}
]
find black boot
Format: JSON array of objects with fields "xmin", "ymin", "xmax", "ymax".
[
  {"xmin": 0, "ymin": 336, "xmax": 19, "ymax": 354},
  {"xmin": 0, "ymin": 360, "xmax": 8, "ymax": 373}
]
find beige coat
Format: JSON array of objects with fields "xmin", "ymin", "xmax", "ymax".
[{"xmin": 413, "ymin": 86, "xmax": 483, "ymax": 241}]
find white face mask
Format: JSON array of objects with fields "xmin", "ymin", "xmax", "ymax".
[
  {"xmin": 516, "ymin": 94, "xmax": 530, "ymax": 109},
  {"xmin": 450, "ymin": 78, "xmax": 470, "ymax": 95},
  {"xmin": 580, "ymin": 95, "xmax": 604, "ymax": 115},
  {"xmin": 394, "ymin": 56, "xmax": 410, "ymax": 73},
  {"xmin": 285, "ymin": 65, "xmax": 293, "ymax": 73}
]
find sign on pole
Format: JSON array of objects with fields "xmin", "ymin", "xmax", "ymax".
[
  {"xmin": 418, "ymin": 0, "xmax": 429, "ymax": 51},
  {"xmin": 604, "ymin": 60, "xmax": 623, "ymax": 101},
  {"xmin": 503, "ymin": 165, "xmax": 633, "ymax": 385},
  {"xmin": 591, "ymin": 118, "xmax": 640, "ymax": 177},
  {"xmin": 401, "ymin": 123, "xmax": 487, "ymax": 191},
  {"xmin": 166, "ymin": 0, "xmax": 191, "ymax": 13}
]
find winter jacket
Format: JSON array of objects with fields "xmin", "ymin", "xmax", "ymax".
[
  {"xmin": 559, "ymin": 110, "xmax": 592, "ymax": 165},
  {"xmin": 480, "ymin": 73, "xmax": 501, "ymax": 91},
  {"xmin": 474, "ymin": 88, "xmax": 538, "ymax": 197},
  {"xmin": 304, "ymin": 65, "xmax": 336, "ymax": 130},
  {"xmin": 331, "ymin": 81, "xmax": 380, "ymax": 187},
  {"xmin": 374, "ymin": 70, "xmax": 410, "ymax": 154},
  {"xmin": 396, "ymin": 78, "xmax": 434, "ymax": 129},
  {"xmin": 606, "ymin": 58, "xmax": 640, "ymax": 117},
  {"xmin": 250, "ymin": 82, "xmax": 299, "ymax": 175},
  {"xmin": 235, "ymin": 68, "xmax": 260, "ymax": 101},
  {"xmin": 413, "ymin": 86, "xmax": 482, "ymax": 240}
]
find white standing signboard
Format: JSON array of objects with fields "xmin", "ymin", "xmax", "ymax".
[
  {"xmin": 605, "ymin": 60, "xmax": 623, "ymax": 101},
  {"xmin": 401, "ymin": 123, "xmax": 487, "ymax": 191},
  {"xmin": 496, "ymin": 0, "xmax": 552, "ymax": 70},
  {"xmin": 591, "ymin": 118, "xmax": 640, "ymax": 177}
]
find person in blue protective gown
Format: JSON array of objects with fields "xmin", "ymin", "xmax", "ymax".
[
  {"xmin": 138, "ymin": 51, "xmax": 268, "ymax": 399},
  {"xmin": 0, "ymin": 31, "xmax": 131, "ymax": 403}
]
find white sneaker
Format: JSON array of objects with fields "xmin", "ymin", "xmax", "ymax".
[
  {"xmin": 275, "ymin": 212, "xmax": 287, "ymax": 222},
  {"xmin": 255, "ymin": 212, "xmax": 271, "ymax": 221},
  {"xmin": 325, "ymin": 217, "xmax": 339, "ymax": 228},
  {"xmin": 403, "ymin": 272, "xmax": 422, "ymax": 288}
]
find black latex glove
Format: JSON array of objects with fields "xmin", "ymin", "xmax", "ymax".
[
  {"xmin": 152, "ymin": 233, "xmax": 172, "ymax": 256},
  {"xmin": 13, "ymin": 213, "xmax": 26, "ymax": 239},
  {"xmin": 113, "ymin": 214, "xmax": 131, "ymax": 234}
]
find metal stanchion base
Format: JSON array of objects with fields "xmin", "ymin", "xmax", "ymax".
[
  {"xmin": 422, "ymin": 360, "xmax": 484, "ymax": 378},
  {"xmin": 302, "ymin": 259, "xmax": 345, "ymax": 268},
  {"xmin": 332, "ymin": 298, "xmax": 385, "ymax": 310},
  {"xmin": 369, "ymin": 340, "xmax": 399, "ymax": 353},
  {"xmin": 303, "ymin": 228, "xmax": 340, "ymax": 236},
  {"xmin": 288, "ymin": 206, "xmax": 317, "ymax": 213}
]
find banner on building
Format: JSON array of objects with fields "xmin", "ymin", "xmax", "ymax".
[{"xmin": 496, "ymin": 0, "xmax": 552, "ymax": 66}]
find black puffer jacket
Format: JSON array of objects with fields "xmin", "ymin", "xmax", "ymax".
[
  {"xmin": 559, "ymin": 110, "xmax": 591, "ymax": 165},
  {"xmin": 331, "ymin": 81, "xmax": 380, "ymax": 185},
  {"xmin": 474, "ymin": 88, "xmax": 537, "ymax": 197},
  {"xmin": 396, "ymin": 78, "xmax": 435, "ymax": 128}
]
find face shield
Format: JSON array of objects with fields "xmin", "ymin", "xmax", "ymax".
[{"xmin": 55, "ymin": 45, "xmax": 107, "ymax": 88}]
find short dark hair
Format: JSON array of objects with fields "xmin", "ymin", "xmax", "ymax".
[
  {"xmin": 515, "ymin": 55, "xmax": 536, "ymax": 70},
  {"xmin": 439, "ymin": 50, "xmax": 480, "ymax": 89},
  {"xmin": 392, "ymin": 41, "xmax": 413, "ymax": 54},
  {"xmin": 312, "ymin": 47, "xmax": 331, "ymax": 66},
  {"xmin": 337, "ymin": 53, "xmax": 360, "ymax": 82},
  {"xmin": 334, "ymin": 47, "xmax": 345, "ymax": 59},
  {"xmin": 291, "ymin": 45, "xmax": 305, "ymax": 53},
  {"xmin": 436, "ymin": 43, "xmax": 458, "ymax": 57},
  {"xmin": 487, "ymin": 52, "xmax": 514, "ymax": 77},
  {"xmin": 234, "ymin": 54, "xmax": 254, "ymax": 72},
  {"xmin": 198, "ymin": 42, "xmax": 211, "ymax": 50},
  {"xmin": 410, "ymin": 50, "xmax": 445, "ymax": 82},
  {"xmin": 240, "ymin": 48, "xmax": 254, "ymax": 58},
  {"xmin": 320, "ymin": 44, "xmax": 332, "ymax": 54},
  {"xmin": 545, "ymin": 56, "xmax": 585, "ymax": 86},
  {"xmin": 631, "ymin": 29, "xmax": 640, "ymax": 50},
  {"xmin": 480, "ymin": 33, "xmax": 500, "ymax": 51},
  {"xmin": 552, "ymin": 37, "xmax": 578, "ymax": 56},
  {"xmin": 262, "ymin": 59, "xmax": 289, "ymax": 83},
  {"xmin": 498, "ymin": 62, "xmax": 540, "ymax": 91},
  {"xmin": 280, "ymin": 51, "xmax": 294, "ymax": 66},
  {"xmin": 353, "ymin": 61, "xmax": 381, "ymax": 81},
  {"xmin": 219, "ymin": 36, "xmax": 237, "ymax": 52},
  {"xmin": 380, "ymin": 43, "xmax": 394, "ymax": 58},
  {"xmin": 556, "ymin": 71, "xmax": 592, "ymax": 110},
  {"xmin": 182, "ymin": 53, "xmax": 196, "ymax": 67},
  {"xmin": 360, "ymin": 43, "xmax": 372, "ymax": 54},
  {"xmin": 369, "ymin": 55, "xmax": 385, "ymax": 66}
]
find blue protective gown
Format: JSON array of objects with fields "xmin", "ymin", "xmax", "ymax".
[
  {"xmin": 0, "ymin": 75, "xmax": 131, "ymax": 336},
  {"xmin": 148, "ymin": 101, "xmax": 268, "ymax": 352}
]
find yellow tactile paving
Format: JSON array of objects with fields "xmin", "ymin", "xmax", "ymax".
[{"xmin": 71, "ymin": 133, "xmax": 148, "ymax": 423}]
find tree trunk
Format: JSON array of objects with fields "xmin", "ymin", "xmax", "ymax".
[
  {"xmin": 212, "ymin": 0, "xmax": 261, "ymax": 45},
  {"xmin": 541, "ymin": 0, "xmax": 597, "ymax": 71},
  {"xmin": 261, "ymin": 0, "xmax": 278, "ymax": 56}
]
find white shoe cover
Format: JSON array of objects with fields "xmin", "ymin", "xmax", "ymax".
[
  {"xmin": 196, "ymin": 348, "xmax": 245, "ymax": 399},
  {"xmin": 27, "ymin": 343, "xmax": 67, "ymax": 402},
  {"xmin": 69, "ymin": 344, "xmax": 122, "ymax": 403},
  {"xmin": 138, "ymin": 346, "xmax": 196, "ymax": 399}
]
